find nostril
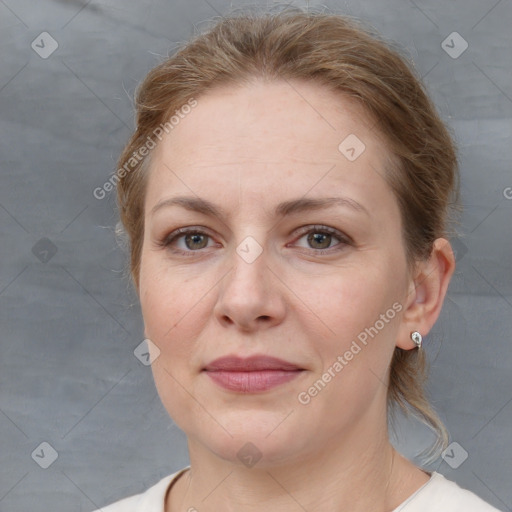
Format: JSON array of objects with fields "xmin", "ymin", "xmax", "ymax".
[{"xmin": 222, "ymin": 315, "xmax": 235, "ymax": 325}]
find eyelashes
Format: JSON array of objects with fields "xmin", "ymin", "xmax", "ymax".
[{"xmin": 156, "ymin": 224, "xmax": 353, "ymax": 257}]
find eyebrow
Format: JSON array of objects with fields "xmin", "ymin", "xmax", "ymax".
[{"xmin": 150, "ymin": 195, "xmax": 369, "ymax": 219}]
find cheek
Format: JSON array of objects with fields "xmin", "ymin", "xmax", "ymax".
[
  {"xmin": 140, "ymin": 250, "xmax": 203, "ymax": 338},
  {"xmin": 294, "ymin": 260, "xmax": 404, "ymax": 385},
  {"xmin": 139, "ymin": 258, "xmax": 210, "ymax": 429},
  {"xmin": 293, "ymin": 267, "xmax": 402, "ymax": 426},
  {"xmin": 297, "ymin": 262, "xmax": 402, "ymax": 334},
  {"xmin": 138, "ymin": 255, "xmax": 206, "ymax": 388}
]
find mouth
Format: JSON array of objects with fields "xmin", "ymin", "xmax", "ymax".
[{"xmin": 202, "ymin": 355, "xmax": 305, "ymax": 392}]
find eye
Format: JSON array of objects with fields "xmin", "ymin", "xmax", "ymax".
[
  {"xmin": 292, "ymin": 225, "xmax": 350, "ymax": 253},
  {"xmin": 158, "ymin": 227, "xmax": 215, "ymax": 254}
]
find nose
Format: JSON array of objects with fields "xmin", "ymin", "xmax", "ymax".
[{"xmin": 213, "ymin": 239, "xmax": 286, "ymax": 332}]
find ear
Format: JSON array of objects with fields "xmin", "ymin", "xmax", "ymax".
[{"xmin": 396, "ymin": 238, "xmax": 456, "ymax": 350}]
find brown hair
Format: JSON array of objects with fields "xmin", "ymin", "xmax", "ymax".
[{"xmin": 115, "ymin": 7, "xmax": 458, "ymax": 461}]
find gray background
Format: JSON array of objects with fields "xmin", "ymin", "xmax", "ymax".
[{"xmin": 0, "ymin": 0, "xmax": 511, "ymax": 510}]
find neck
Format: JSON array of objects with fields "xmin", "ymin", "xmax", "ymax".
[{"xmin": 167, "ymin": 416, "xmax": 429, "ymax": 512}]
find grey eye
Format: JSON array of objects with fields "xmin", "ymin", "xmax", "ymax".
[{"xmin": 307, "ymin": 232, "xmax": 333, "ymax": 249}]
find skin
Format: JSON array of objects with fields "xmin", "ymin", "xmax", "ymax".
[{"xmin": 137, "ymin": 79, "xmax": 455, "ymax": 512}]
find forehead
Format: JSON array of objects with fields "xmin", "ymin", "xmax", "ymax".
[
  {"xmin": 155, "ymin": 79, "xmax": 381, "ymax": 160},
  {"xmin": 145, "ymin": 79, "xmax": 398, "ymax": 220}
]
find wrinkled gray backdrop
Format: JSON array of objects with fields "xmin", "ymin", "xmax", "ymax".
[{"xmin": 0, "ymin": 0, "xmax": 511, "ymax": 510}]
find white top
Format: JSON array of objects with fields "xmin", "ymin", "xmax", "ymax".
[{"xmin": 93, "ymin": 467, "xmax": 502, "ymax": 512}]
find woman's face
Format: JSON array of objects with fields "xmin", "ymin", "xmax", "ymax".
[{"xmin": 139, "ymin": 80, "xmax": 415, "ymax": 466}]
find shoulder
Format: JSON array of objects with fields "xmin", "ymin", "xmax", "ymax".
[
  {"xmin": 394, "ymin": 471, "xmax": 503, "ymax": 512},
  {"xmin": 90, "ymin": 467, "xmax": 189, "ymax": 512}
]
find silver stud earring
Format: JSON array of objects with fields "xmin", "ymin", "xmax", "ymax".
[{"xmin": 411, "ymin": 331, "xmax": 422, "ymax": 349}]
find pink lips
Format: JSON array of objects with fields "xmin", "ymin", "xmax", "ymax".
[{"xmin": 203, "ymin": 355, "xmax": 304, "ymax": 392}]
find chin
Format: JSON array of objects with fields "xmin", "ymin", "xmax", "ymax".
[
  {"xmin": 191, "ymin": 412, "xmax": 310, "ymax": 468},
  {"xmin": 212, "ymin": 436, "xmax": 304, "ymax": 470}
]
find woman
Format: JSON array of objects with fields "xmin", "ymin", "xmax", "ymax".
[{"xmin": 97, "ymin": 8, "xmax": 501, "ymax": 512}]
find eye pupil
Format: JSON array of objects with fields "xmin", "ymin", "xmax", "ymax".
[
  {"xmin": 308, "ymin": 232, "xmax": 331, "ymax": 249},
  {"xmin": 185, "ymin": 233, "xmax": 208, "ymax": 250}
]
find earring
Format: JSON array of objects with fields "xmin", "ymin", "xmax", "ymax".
[{"xmin": 411, "ymin": 331, "xmax": 422, "ymax": 349}]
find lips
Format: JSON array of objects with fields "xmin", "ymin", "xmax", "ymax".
[
  {"xmin": 202, "ymin": 355, "xmax": 304, "ymax": 392},
  {"xmin": 203, "ymin": 355, "xmax": 303, "ymax": 372}
]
